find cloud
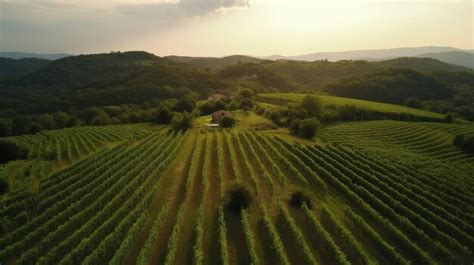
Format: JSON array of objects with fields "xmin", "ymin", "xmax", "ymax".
[
  {"xmin": 0, "ymin": 0, "xmax": 251, "ymax": 53},
  {"xmin": 116, "ymin": 0, "xmax": 251, "ymax": 19}
]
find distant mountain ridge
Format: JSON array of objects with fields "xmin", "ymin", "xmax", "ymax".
[
  {"xmin": 264, "ymin": 46, "xmax": 473, "ymax": 69},
  {"xmin": 0, "ymin": 52, "xmax": 73, "ymax": 60}
]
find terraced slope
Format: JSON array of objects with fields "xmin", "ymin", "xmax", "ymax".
[
  {"xmin": 0, "ymin": 124, "xmax": 157, "ymax": 193},
  {"xmin": 0, "ymin": 130, "xmax": 184, "ymax": 264},
  {"xmin": 320, "ymin": 121, "xmax": 474, "ymax": 189}
]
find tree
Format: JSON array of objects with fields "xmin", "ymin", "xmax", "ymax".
[
  {"xmin": 171, "ymin": 113, "xmax": 193, "ymax": 132},
  {"xmin": 67, "ymin": 117, "xmax": 82, "ymax": 127},
  {"xmin": 214, "ymin": 100, "xmax": 227, "ymax": 111},
  {"xmin": 173, "ymin": 96, "xmax": 196, "ymax": 113},
  {"xmin": 12, "ymin": 116, "xmax": 31, "ymax": 135},
  {"xmin": 290, "ymin": 118, "xmax": 301, "ymax": 134},
  {"xmin": 28, "ymin": 123, "xmax": 42, "ymax": 134},
  {"xmin": 290, "ymin": 191, "xmax": 312, "ymax": 209},
  {"xmin": 156, "ymin": 106, "xmax": 173, "ymax": 124},
  {"xmin": 270, "ymin": 111, "xmax": 282, "ymax": 126},
  {"xmin": 220, "ymin": 116, "xmax": 235, "ymax": 128},
  {"xmin": 237, "ymin": 88, "xmax": 254, "ymax": 99},
  {"xmin": 405, "ymin": 97, "xmax": 422, "ymax": 109},
  {"xmin": 239, "ymin": 98, "xmax": 253, "ymax": 109},
  {"xmin": 199, "ymin": 101, "xmax": 215, "ymax": 116},
  {"xmin": 301, "ymin": 95, "xmax": 322, "ymax": 118},
  {"xmin": 53, "ymin": 111, "xmax": 72, "ymax": 129},
  {"xmin": 290, "ymin": 118, "xmax": 320, "ymax": 138},
  {"xmin": 0, "ymin": 176, "xmax": 8, "ymax": 194},
  {"xmin": 0, "ymin": 118, "xmax": 13, "ymax": 137},
  {"xmin": 224, "ymin": 183, "xmax": 252, "ymax": 212},
  {"xmin": 128, "ymin": 113, "xmax": 141, "ymax": 123},
  {"xmin": 228, "ymin": 101, "xmax": 239, "ymax": 110},
  {"xmin": 90, "ymin": 110, "xmax": 111, "ymax": 126},
  {"xmin": 0, "ymin": 140, "xmax": 28, "ymax": 164},
  {"xmin": 300, "ymin": 118, "xmax": 321, "ymax": 138},
  {"xmin": 444, "ymin": 113, "xmax": 455, "ymax": 123},
  {"xmin": 37, "ymin": 114, "xmax": 55, "ymax": 130}
]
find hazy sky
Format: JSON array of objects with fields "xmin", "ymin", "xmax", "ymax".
[{"xmin": 0, "ymin": 0, "xmax": 472, "ymax": 56}]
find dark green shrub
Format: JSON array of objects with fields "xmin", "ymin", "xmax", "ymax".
[
  {"xmin": 225, "ymin": 183, "xmax": 252, "ymax": 212},
  {"xmin": 453, "ymin": 134, "xmax": 474, "ymax": 153},
  {"xmin": 239, "ymin": 98, "xmax": 253, "ymax": 109},
  {"xmin": 405, "ymin": 97, "xmax": 422, "ymax": 109},
  {"xmin": 28, "ymin": 123, "xmax": 42, "ymax": 134},
  {"xmin": 290, "ymin": 191, "xmax": 312, "ymax": 209},
  {"xmin": 290, "ymin": 118, "xmax": 321, "ymax": 138},
  {"xmin": 0, "ymin": 176, "xmax": 9, "ymax": 194},
  {"xmin": 173, "ymin": 96, "xmax": 196, "ymax": 113},
  {"xmin": 270, "ymin": 111, "xmax": 282, "ymax": 126},
  {"xmin": 171, "ymin": 113, "xmax": 193, "ymax": 132},
  {"xmin": 156, "ymin": 107, "xmax": 173, "ymax": 124},
  {"xmin": 238, "ymin": 88, "xmax": 254, "ymax": 99},
  {"xmin": 444, "ymin": 113, "xmax": 454, "ymax": 123},
  {"xmin": 0, "ymin": 118, "xmax": 13, "ymax": 137},
  {"xmin": 0, "ymin": 140, "xmax": 28, "ymax": 164},
  {"xmin": 219, "ymin": 116, "xmax": 235, "ymax": 128},
  {"xmin": 301, "ymin": 95, "xmax": 322, "ymax": 118}
]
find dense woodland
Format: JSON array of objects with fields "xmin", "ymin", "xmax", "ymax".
[{"xmin": 0, "ymin": 51, "xmax": 473, "ymax": 137}]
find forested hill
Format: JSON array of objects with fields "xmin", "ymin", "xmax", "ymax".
[
  {"xmin": 217, "ymin": 58, "xmax": 472, "ymax": 92},
  {"xmin": 0, "ymin": 57, "xmax": 50, "ymax": 80},
  {"xmin": 323, "ymin": 68, "xmax": 454, "ymax": 104},
  {"xmin": 6, "ymin": 51, "xmax": 162, "ymax": 90},
  {"xmin": 166, "ymin": 55, "xmax": 264, "ymax": 70},
  {"xmin": 1, "ymin": 51, "xmax": 473, "ymax": 124},
  {"xmin": 0, "ymin": 52, "xmax": 225, "ymax": 114},
  {"xmin": 375, "ymin": 57, "xmax": 470, "ymax": 72}
]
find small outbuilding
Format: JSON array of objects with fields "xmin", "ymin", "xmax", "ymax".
[{"xmin": 211, "ymin": 110, "xmax": 233, "ymax": 124}]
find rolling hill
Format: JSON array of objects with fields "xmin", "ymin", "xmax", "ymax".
[
  {"xmin": 1, "ymin": 51, "xmax": 472, "ymax": 129},
  {"xmin": 416, "ymin": 51, "xmax": 474, "ymax": 69},
  {"xmin": 257, "ymin": 92, "xmax": 445, "ymax": 120},
  {"xmin": 375, "ymin": 57, "xmax": 470, "ymax": 72},
  {"xmin": 264, "ymin": 46, "xmax": 464, "ymax": 61},
  {"xmin": 0, "ymin": 57, "xmax": 50, "ymax": 80},
  {"xmin": 166, "ymin": 55, "xmax": 264, "ymax": 70}
]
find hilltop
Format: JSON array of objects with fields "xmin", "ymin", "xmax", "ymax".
[
  {"xmin": 416, "ymin": 51, "xmax": 474, "ymax": 69},
  {"xmin": 166, "ymin": 55, "xmax": 264, "ymax": 70}
]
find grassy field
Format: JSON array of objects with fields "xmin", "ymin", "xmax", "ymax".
[
  {"xmin": 0, "ymin": 120, "xmax": 473, "ymax": 264},
  {"xmin": 194, "ymin": 110, "xmax": 276, "ymax": 130},
  {"xmin": 257, "ymin": 93, "xmax": 445, "ymax": 120}
]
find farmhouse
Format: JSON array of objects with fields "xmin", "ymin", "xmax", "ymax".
[
  {"xmin": 211, "ymin": 110, "xmax": 232, "ymax": 124},
  {"xmin": 208, "ymin": 93, "xmax": 231, "ymax": 101}
]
